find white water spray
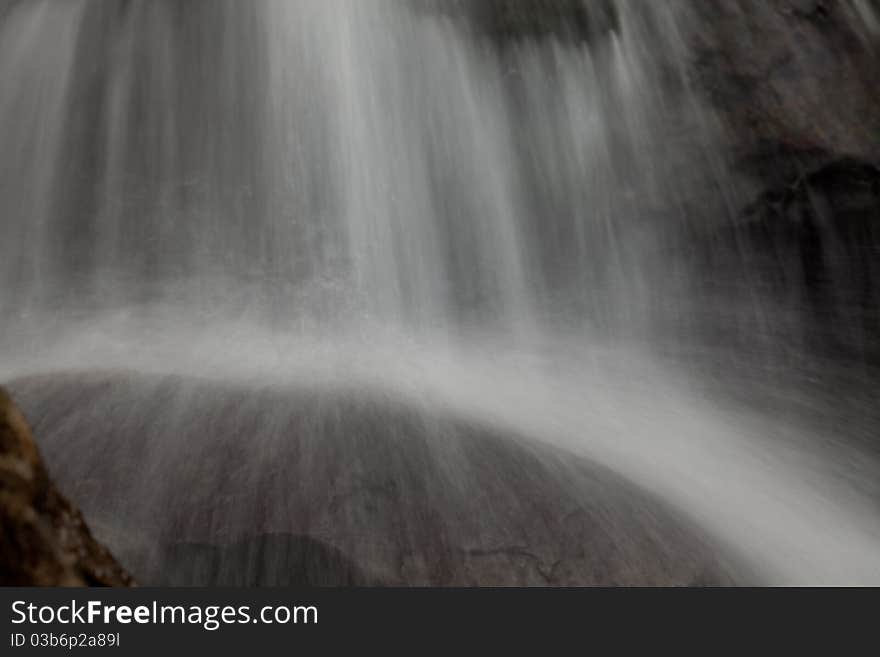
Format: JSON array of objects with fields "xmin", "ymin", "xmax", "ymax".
[{"xmin": 1, "ymin": 0, "xmax": 878, "ymax": 584}]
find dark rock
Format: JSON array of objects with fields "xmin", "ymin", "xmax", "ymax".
[
  {"xmin": 149, "ymin": 534, "xmax": 374, "ymax": 587},
  {"xmin": 689, "ymin": 0, "xmax": 880, "ymax": 185},
  {"xmin": 416, "ymin": 0, "xmax": 618, "ymax": 44},
  {"xmin": 746, "ymin": 159, "xmax": 879, "ymax": 350},
  {"xmin": 696, "ymin": 158, "xmax": 880, "ymax": 363},
  {"xmin": 6, "ymin": 372, "xmax": 746, "ymax": 586},
  {"xmin": 0, "ymin": 387, "xmax": 134, "ymax": 586}
]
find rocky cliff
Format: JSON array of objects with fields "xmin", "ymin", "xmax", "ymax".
[
  {"xmin": 686, "ymin": 1, "xmax": 880, "ymax": 365},
  {"xmin": 690, "ymin": 0, "xmax": 880, "ymax": 184}
]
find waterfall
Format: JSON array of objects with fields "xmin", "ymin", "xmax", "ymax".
[
  {"xmin": 1, "ymin": 1, "xmax": 879, "ymax": 585},
  {"xmin": 0, "ymin": 0, "xmax": 732, "ymax": 337}
]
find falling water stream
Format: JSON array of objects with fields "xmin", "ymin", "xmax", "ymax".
[{"xmin": 1, "ymin": 0, "xmax": 879, "ymax": 584}]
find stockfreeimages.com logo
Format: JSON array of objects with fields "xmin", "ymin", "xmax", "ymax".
[{"xmin": 11, "ymin": 600, "xmax": 318, "ymax": 632}]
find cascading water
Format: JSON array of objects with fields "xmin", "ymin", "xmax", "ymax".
[
  {"xmin": 1, "ymin": 0, "xmax": 879, "ymax": 585},
  {"xmin": 1, "ymin": 0, "xmax": 722, "ymax": 333}
]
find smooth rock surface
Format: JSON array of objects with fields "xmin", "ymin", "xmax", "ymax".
[{"xmin": 7, "ymin": 372, "xmax": 746, "ymax": 586}]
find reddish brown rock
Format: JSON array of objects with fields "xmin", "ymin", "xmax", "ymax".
[{"xmin": 0, "ymin": 387, "xmax": 133, "ymax": 586}]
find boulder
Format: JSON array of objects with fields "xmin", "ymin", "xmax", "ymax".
[{"xmin": 7, "ymin": 372, "xmax": 745, "ymax": 586}]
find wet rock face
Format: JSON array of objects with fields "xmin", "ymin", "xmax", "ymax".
[
  {"xmin": 0, "ymin": 388, "xmax": 133, "ymax": 586},
  {"xmin": 742, "ymin": 159, "xmax": 880, "ymax": 360},
  {"xmin": 672, "ymin": 1, "xmax": 880, "ymax": 368},
  {"xmin": 418, "ymin": 0, "xmax": 618, "ymax": 44},
  {"xmin": 7, "ymin": 372, "xmax": 745, "ymax": 586},
  {"xmin": 423, "ymin": 0, "xmax": 879, "ymax": 183},
  {"xmin": 689, "ymin": 0, "xmax": 880, "ymax": 184},
  {"xmin": 156, "ymin": 534, "xmax": 373, "ymax": 587},
  {"xmin": 692, "ymin": 158, "xmax": 880, "ymax": 365}
]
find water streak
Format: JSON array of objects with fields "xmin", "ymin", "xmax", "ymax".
[{"xmin": 1, "ymin": 0, "xmax": 878, "ymax": 584}]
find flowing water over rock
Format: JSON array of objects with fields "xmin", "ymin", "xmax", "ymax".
[{"xmin": 1, "ymin": 0, "xmax": 879, "ymax": 584}]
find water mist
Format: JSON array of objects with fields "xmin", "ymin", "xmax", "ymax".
[{"xmin": 1, "ymin": 0, "xmax": 879, "ymax": 585}]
